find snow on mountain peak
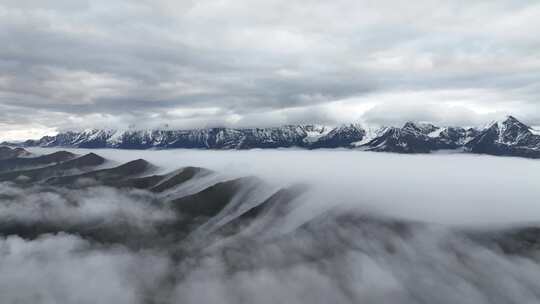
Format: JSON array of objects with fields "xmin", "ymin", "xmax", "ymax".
[{"xmin": 12, "ymin": 116, "xmax": 540, "ymax": 159}]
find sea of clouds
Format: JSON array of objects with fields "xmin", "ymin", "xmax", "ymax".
[
  {"xmin": 0, "ymin": 148, "xmax": 538, "ymax": 303},
  {"xmin": 28, "ymin": 148, "xmax": 540, "ymax": 227}
]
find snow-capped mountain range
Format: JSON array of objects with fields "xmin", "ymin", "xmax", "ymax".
[{"xmin": 8, "ymin": 116, "xmax": 540, "ymax": 158}]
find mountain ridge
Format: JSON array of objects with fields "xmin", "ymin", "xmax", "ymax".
[{"xmin": 5, "ymin": 116, "xmax": 540, "ymax": 158}]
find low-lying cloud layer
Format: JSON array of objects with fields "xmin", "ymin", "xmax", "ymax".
[
  {"xmin": 1, "ymin": 149, "xmax": 540, "ymax": 303},
  {"xmin": 0, "ymin": 182, "xmax": 173, "ymax": 229},
  {"xmin": 0, "ymin": 234, "xmax": 170, "ymax": 304},
  {"xmin": 30, "ymin": 147, "xmax": 540, "ymax": 227},
  {"xmin": 1, "ymin": 0, "xmax": 540, "ymax": 140}
]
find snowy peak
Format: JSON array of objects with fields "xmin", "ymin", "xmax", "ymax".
[
  {"xmin": 359, "ymin": 116, "xmax": 539, "ymax": 157},
  {"xmin": 301, "ymin": 125, "xmax": 331, "ymax": 144},
  {"xmin": 402, "ymin": 122, "xmax": 439, "ymax": 135},
  {"xmin": 481, "ymin": 116, "xmax": 534, "ymax": 144},
  {"xmin": 496, "ymin": 116, "xmax": 532, "ymax": 145},
  {"xmin": 360, "ymin": 125, "xmax": 437, "ymax": 153},
  {"xmin": 310, "ymin": 124, "xmax": 366, "ymax": 148},
  {"xmin": 11, "ymin": 116, "xmax": 540, "ymax": 159},
  {"xmin": 501, "ymin": 115, "xmax": 529, "ymax": 129},
  {"xmin": 465, "ymin": 116, "xmax": 540, "ymax": 157}
]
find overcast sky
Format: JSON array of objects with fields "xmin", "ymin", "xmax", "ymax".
[{"xmin": 1, "ymin": 0, "xmax": 540, "ymax": 140}]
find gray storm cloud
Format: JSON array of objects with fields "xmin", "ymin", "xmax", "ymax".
[{"xmin": 1, "ymin": 0, "xmax": 540, "ymax": 140}]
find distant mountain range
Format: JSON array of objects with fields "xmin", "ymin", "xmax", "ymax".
[{"xmin": 5, "ymin": 116, "xmax": 540, "ymax": 158}]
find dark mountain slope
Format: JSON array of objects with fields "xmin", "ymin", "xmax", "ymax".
[
  {"xmin": 0, "ymin": 153, "xmax": 106, "ymax": 183},
  {"xmin": 101, "ymin": 166, "xmax": 213, "ymax": 192},
  {"xmin": 170, "ymin": 177, "xmax": 255, "ymax": 218},
  {"xmin": 214, "ymin": 184, "xmax": 309, "ymax": 237},
  {"xmin": 0, "ymin": 151, "xmax": 76, "ymax": 172},
  {"xmin": 47, "ymin": 159, "xmax": 155, "ymax": 186},
  {"xmin": 150, "ymin": 167, "xmax": 212, "ymax": 192},
  {"xmin": 0, "ymin": 146, "xmax": 31, "ymax": 160}
]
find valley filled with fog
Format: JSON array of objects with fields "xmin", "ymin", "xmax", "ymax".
[
  {"xmin": 1, "ymin": 148, "xmax": 539, "ymax": 304},
  {"xmin": 29, "ymin": 147, "xmax": 540, "ymax": 227}
]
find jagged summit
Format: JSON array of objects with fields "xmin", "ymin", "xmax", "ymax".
[
  {"xmin": 504, "ymin": 115, "xmax": 523, "ymax": 124},
  {"xmin": 485, "ymin": 115, "xmax": 529, "ymax": 131},
  {"xmin": 7, "ymin": 116, "xmax": 540, "ymax": 159},
  {"xmin": 402, "ymin": 122, "xmax": 439, "ymax": 135},
  {"xmin": 465, "ymin": 116, "xmax": 540, "ymax": 157}
]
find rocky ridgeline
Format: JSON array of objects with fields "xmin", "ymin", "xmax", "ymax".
[{"xmin": 7, "ymin": 116, "xmax": 540, "ymax": 158}]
